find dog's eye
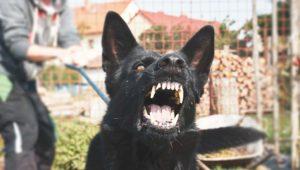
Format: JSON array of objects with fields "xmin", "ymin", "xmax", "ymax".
[{"xmin": 135, "ymin": 64, "xmax": 145, "ymax": 73}]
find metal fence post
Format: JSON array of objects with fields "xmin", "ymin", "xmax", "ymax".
[
  {"xmin": 290, "ymin": 0, "xmax": 300, "ymax": 169},
  {"xmin": 252, "ymin": 0, "xmax": 263, "ymax": 126},
  {"xmin": 272, "ymin": 0, "xmax": 280, "ymax": 157}
]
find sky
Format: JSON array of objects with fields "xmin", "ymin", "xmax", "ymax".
[{"xmin": 68, "ymin": 0, "xmax": 272, "ymax": 30}]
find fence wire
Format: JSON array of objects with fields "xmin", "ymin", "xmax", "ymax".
[{"xmin": 38, "ymin": 0, "xmax": 299, "ymax": 168}]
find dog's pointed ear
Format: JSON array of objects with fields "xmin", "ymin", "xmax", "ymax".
[
  {"xmin": 181, "ymin": 26, "xmax": 214, "ymax": 102},
  {"xmin": 181, "ymin": 25, "xmax": 214, "ymax": 74},
  {"xmin": 102, "ymin": 11, "xmax": 138, "ymax": 74}
]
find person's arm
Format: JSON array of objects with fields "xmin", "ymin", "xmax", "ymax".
[
  {"xmin": 0, "ymin": 1, "xmax": 31, "ymax": 60},
  {"xmin": 57, "ymin": 4, "xmax": 81, "ymax": 48},
  {"xmin": 0, "ymin": 1, "xmax": 96, "ymax": 66},
  {"xmin": 26, "ymin": 45, "xmax": 68, "ymax": 62},
  {"xmin": 0, "ymin": 1, "xmax": 73, "ymax": 63}
]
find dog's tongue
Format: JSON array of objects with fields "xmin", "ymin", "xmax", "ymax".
[{"xmin": 147, "ymin": 104, "xmax": 178, "ymax": 128}]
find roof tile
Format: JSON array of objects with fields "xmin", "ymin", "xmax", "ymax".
[{"xmin": 139, "ymin": 10, "xmax": 220, "ymax": 34}]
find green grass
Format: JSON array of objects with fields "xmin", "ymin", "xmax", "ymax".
[{"xmin": 260, "ymin": 113, "xmax": 293, "ymax": 154}]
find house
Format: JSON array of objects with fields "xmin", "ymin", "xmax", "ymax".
[
  {"xmin": 73, "ymin": 0, "xmax": 139, "ymax": 73},
  {"xmin": 73, "ymin": 0, "xmax": 139, "ymax": 50},
  {"xmin": 128, "ymin": 10, "xmax": 221, "ymax": 39},
  {"xmin": 73, "ymin": 0, "xmax": 221, "ymax": 55},
  {"xmin": 73, "ymin": 0, "xmax": 221, "ymax": 69}
]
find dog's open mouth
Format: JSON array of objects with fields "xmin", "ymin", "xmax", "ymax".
[{"xmin": 142, "ymin": 81, "xmax": 184, "ymax": 130}]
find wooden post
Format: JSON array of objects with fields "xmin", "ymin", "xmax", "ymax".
[
  {"xmin": 272, "ymin": 0, "xmax": 280, "ymax": 157},
  {"xmin": 214, "ymin": 78, "xmax": 239, "ymax": 115},
  {"xmin": 252, "ymin": 0, "xmax": 263, "ymax": 126},
  {"xmin": 290, "ymin": 0, "xmax": 300, "ymax": 169}
]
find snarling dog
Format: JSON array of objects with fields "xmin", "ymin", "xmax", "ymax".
[{"xmin": 85, "ymin": 11, "xmax": 265, "ymax": 170}]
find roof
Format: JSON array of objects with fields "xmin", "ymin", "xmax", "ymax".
[
  {"xmin": 138, "ymin": 10, "xmax": 221, "ymax": 34},
  {"xmin": 73, "ymin": 1, "xmax": 131, "ymax": 35}
]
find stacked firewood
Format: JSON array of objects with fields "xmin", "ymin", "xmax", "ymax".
[
  {"xmin": 196, "ymin": 83, "xmax": 211, "ymax": 117},
  {"xmin": 197, "ymin": 50, "xmax": 273, "ymax": 116}
]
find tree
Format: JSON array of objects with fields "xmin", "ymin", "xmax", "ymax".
[{"xmin": 215, "ymin": 16, "xmax": 238, "ymax": 49}]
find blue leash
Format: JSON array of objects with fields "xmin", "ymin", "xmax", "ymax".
[{"xmin": 65, "ymin": 64, "xmax": 110, "ymax": 104}]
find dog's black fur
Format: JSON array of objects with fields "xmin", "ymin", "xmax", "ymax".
[{"xmin": 85, "ymin": 11, "xmax": 265, "ymax": 170}]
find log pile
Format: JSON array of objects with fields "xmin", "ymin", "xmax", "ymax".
[{"xmin": 197, "ymin": 50, "xmax": 273, "ymax": 116}]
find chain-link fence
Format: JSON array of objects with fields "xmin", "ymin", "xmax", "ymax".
[{"xmin": 37, "ymin": 0, "xmax": 299, "ymax": 168}]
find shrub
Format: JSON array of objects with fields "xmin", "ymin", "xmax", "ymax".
[{"xmin": 53, "ymin": 117, "xmax": 99, "ymax": 170}]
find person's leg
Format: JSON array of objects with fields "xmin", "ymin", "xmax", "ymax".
[
  {"xmin": 26, "ymin": 88, "xmax": 56, "ymax": 170},
  {"xmin": 0, "ymin": 82, "xmax": 39, "ymax": 170},
  {"xmin": 1, "ymin": 122, "xmax": 38, "ymax": 170}
]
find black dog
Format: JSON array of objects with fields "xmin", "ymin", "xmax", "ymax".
[{"xmin": 85, "ymin": 11, "xmax": 264, "ymax": 170}]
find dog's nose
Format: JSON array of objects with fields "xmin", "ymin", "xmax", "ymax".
[{"xmin": 158, "ymin": 56, "xmax": 185, "ymax": 68}]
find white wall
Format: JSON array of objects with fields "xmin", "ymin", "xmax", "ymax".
[
  {"xmin": 81, "ymin": 34, "xmax": 102, "ymax": 51},
  {"xmin": 128, "ymin": 14, "xmax": 152, "ymax": 41}
]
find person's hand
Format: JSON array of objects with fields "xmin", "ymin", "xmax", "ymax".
[
  {"xmin": 56, "ymin": 47, "xmax": 74, "ymax": 64},
  {"xmin": 293, "ymin": 57, "xmax": 300, "ymax": 67},
  {"xmin": 57, "ymin": 46, "xmax": 100, "ymax": 67},
  {"xmin": 70, "ymin": 48, "xmax": 99, "ymax": 67}
]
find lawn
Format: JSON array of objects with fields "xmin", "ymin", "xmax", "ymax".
[{"xmin": 260, "ymin": 113, "xmax": 293, "ymax": 154}]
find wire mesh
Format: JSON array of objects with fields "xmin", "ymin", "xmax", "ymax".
[
  {"xmin": 37, "ymin": 1, "xmax": 298, "ymax": 114},
  {"xmin": 35, "ymin": 0, "xmax": 300, "ymax": 168},
  {"xmin": 40, "ymin": 0, "xmax": 284, "ymax": 114}
]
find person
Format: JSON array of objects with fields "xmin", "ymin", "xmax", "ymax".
[
  {"xmin": 0, "ymin": 0, "xmax": 97, "ymax": 169},
  {"xmin": 293, "ymin": 57, "xmax": 300, "ymax": 67}
]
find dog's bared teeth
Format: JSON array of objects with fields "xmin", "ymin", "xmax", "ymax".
[
  {"xmin": 162, "ymin": 82, "xmax": 167, "ymax": 89},
  {"xmin": 179, "ymin": 86, "xmax": 184, "ymax": 103},
  {"xmin": 150, "ymin": 86, "xmax": 156, "ymax": 98},
  {"xmin": 147, "ymin": 105, "xmax": 179, "ymax": 129},
  {"xmin": 167, "ymin": 81, "xmax": 171, "ymax": 90},
  {"xmin": 172, "ymin": 114, "xmax": 179, "ymax": 126},
  {"xmin": 143, "ymin": 108, "xmax": 150, "ymax": 119},
  {"xmin": 156, "ymin": 83, "xmax": 161, "ymax": 90},
  {"xmin": 174, "ymin": 83, "xmax": 179, "ymax": 91},
  {"xmin": 171, "ymin": 83, "xmax": 175, "ymax": 90},
  {"xmin": 174, "ymin": 114, "xmax": 179, "ymax": 122},
  {"xmin": 171, "ymin": 110, "xmax": 175, "ymax": 120},
  {"xmin": 150, "ymin": 112, "xmax": 155, "ymax": 124}
]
